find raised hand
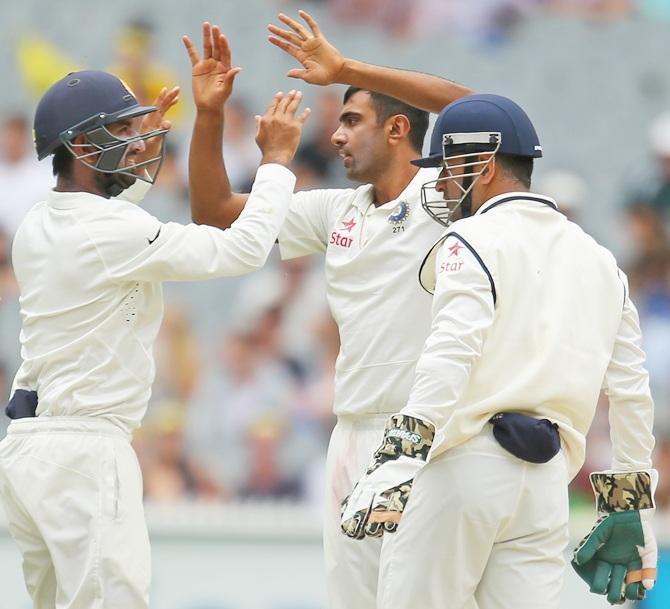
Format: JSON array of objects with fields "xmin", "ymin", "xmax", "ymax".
[
  {"xmin": 255, "ymin": 90, "xmax": 310, "ymax": 166},
  {"xmin": 137, "ymin": 85, "xmax": 180, "ymax": 166},
  {"xmin": 267, "ymin": 10, "xmax": 345, "ymax": 86},
  {"xmin": 183, "ymin": 22, "xmax": 241, "ymax": 113}
]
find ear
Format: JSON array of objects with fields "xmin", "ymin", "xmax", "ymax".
[
  {"xmin": 478, "ymin": 154, "xmax": 497, "ymax": 186},
  {"xmin": 69, "ymin": 134, "xmax": 88, "ymax": 153},
  {"xmin": 69, "ymin": 134, "xmax": 97, "ymax": 167},
  {"xmin": 387, "ymin": 114, "xmax": 411, "ymax": 146}
]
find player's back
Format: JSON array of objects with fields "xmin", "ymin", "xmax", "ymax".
[{"xmin": 447, "ymin": 193, "xmax": 624, "ymax": 476}]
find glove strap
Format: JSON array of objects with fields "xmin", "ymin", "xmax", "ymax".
[
  {"xmin": 590, "ymin": 471, "xmax": 655, "ymax": 514},
  {"xmin": 367, "ymin": 414, "xmax": 435, "ymax": 474}
]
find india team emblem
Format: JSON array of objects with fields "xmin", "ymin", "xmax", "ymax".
[{"xmin": 387, "ymin": 201, "xmax": 410, "ymax": 226}]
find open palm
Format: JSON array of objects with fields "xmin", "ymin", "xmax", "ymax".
[
  {"xmin": 183, "ymin": 22, "xmax": 241, "ymax": 112},
  {"xmin": 268, "ymin": 10, "xmax": 344, "ymax": 86}
]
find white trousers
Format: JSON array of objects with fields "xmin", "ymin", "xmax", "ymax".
[
  {"xmin": 0, "ymin": 417, "xmax": 150, "ymax": 609},
  {"xmin": 378, "ymin": 425, "xmax": 570, "ymax": 609},
  {"xmin": 324, "ymin": 414, "xmax": 390, "ymax": 609}
]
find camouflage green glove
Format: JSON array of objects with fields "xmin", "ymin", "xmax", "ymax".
[
  {"xmin": 572, "ymin": 471, "xmax": 658, "ymax": 605},
  {"xmin": 340, "ymin": 414, "xmax": 434, "ymax": 539}
]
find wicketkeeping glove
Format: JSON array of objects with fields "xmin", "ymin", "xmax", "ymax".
[
  {"xmin": 572, "ymin": 470, "xmax": 658, "ymax": 605},
  {"xmin": 340, "ymin": 414, "xmax": 434, "ymax": 540}
]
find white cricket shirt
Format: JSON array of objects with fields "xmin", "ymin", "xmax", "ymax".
[
  {"xmin": 407, "ymin": 192, "xmax": 655, "ymax": 479},
  {"xmin": 11, "ymin": 164, "xmax": 296, "ymax": 433},
  {"xmin": 278, "ymin": 168, "xmax": 443, "ymax": 416}
]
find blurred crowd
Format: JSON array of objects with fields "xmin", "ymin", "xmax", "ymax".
[
  {"xmin": 1, "ymin": 10, "xmax": 670, "ymax": 518},
  {"xmin": 279, "ymin": 0, "xmax": 670, "ymax": 46}
]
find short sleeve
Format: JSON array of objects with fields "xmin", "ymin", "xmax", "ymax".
[{"xmin": 278, "ymin": 188, "xmax": 352, "ymax": 259}]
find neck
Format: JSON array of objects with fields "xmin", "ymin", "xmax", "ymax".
[
  {"xmin": 473, "ymin": 181, "xmax": 529, "ymax": 214},
  {"xmin": 55, "ymin": 174, "xmax": 105, "ymax": 197},
  {"xmin": 371, "ymin": 151, "xmax": 420, "ymax": 206}
]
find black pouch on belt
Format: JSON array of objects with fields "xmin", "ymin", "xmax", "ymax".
[
  {"xmin": 489, "ymin": 412, "xmax": 560, "ymax": 464},
  {"xmin": 5, "ymin": 389, "xmax": 38, "ymax": 420}
]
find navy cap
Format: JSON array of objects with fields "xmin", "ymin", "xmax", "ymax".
[
  {"xmin": 34, "ymin": 70, "xmax": 155, "ymax": 160},
  {"xmin": 412, "ymin": 94, "xmax": 543, "ymax": 167}
]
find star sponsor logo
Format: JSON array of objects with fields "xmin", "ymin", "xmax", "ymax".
[
  {"xmin": 440, "ymin": 260, "xmax": 464, "ymax": 273},
  {"xmin": 330, "ymin": 231, "xmax": 353, "ymax": 248},
  {"xmin": 440, "ymin": 239, "xmax": 465, "ymax": 273},
  {"xmin": 341, "ymin": 218, "xmax": 356, "ymax": 232},
  {"xmin": 447, "ymin": 241, "xmax": 463, "ymax": 257}
]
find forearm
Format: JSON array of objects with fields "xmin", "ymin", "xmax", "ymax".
[
  {"xmin": 604, "ymin": 293, "xmax": 656, "ymax": 471},
  {"xmin": 337, "ymin": 59, "xmax": 473, "ymax": 113},
  {"xmin": 189, "ymin": 109, "xmax": 246, "ymax": 228}
]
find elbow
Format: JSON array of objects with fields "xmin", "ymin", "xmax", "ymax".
[
  {"xmin": 191, "ymin": 209, "xmax": 232, "ymax": 230},
  {"xmin": 234, "ymin": 242, "xmax": 274, "ymax": 274}
]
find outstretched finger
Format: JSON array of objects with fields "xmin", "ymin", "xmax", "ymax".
[
  {"xmin": 211, "ymin": 25, "xmax": 222, "ymax": 61},
  {"xmin": 202, "ymin": 22, "xmax": 213, "ymax": 59},
  {"xmin": 264, "ymin": 92, "xmax": 283, "ymax": 116},
  {"xmin": 218, "ymin": 34, "xmax": 232, "ymax": 69},
  {"xmin": 298, "ymin": 9, "xmax": 322, "ymax": 37},
  {"xmin": 297, "ymin": 107, "xmax": 311, "ymax": 124},
  {"xmin": 160, "ymin": 86, "xmax": 181, "ymax": 113},
  {"xmin": 267, "ymin": 24, "xmax": 303, "ymax": 47},
  {"xmin": 285, "ymin": 90, "xmax": 303, "ymax": 115},
  {"xmin": 182, "ymin": 35, "xmax": 200, "ymax": 66},
  {"xmin": 277, "ymin": 90, "xmax": 297, "ymax": 114},
  {"xmin": 268, "ymin": 36, "xmax": 301, "ymax": 60},
  {"xmin": 278, "ymin": 13, "xmax": 310, "ymax": 40}
]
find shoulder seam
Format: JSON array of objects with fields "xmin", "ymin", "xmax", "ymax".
[{"xmin": 446, "ymin": 231, "xmax": 497, "ymax": 305}]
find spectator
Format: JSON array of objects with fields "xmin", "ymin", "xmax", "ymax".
[
  {"xmin": 151, "ymin": 304, "xmax": 202, "ymax": 404},
  {"xmin": 185, "ymin": 323, "xmax": 302, "ymax": 495},
  {"xmin": 0, "ymin": 229, "xmax": 21, "ymax": 386},
  {"xmin": 141, "ymin": 141, "xmax": 190, "ymax": 224},
  {"xmin": 142, "ymin": 400, "xmax": 222, "ymax": 502},
  {"xmin": 547, "ymin": 0, "xmax": 635, "ymax": 20},
  {"xmin": 296, "ymin": 90, "xmax": 346, "ymax": 185},
  {"xmin": 240, "ymin": 418, "xmax": 302, "ymax": 499},
  {"xmin": 0, "ymin": 114, "xmax": 54, "ymax": 236},
  {"xmin": 108, "ymin": 19, "xmax": 184, "ymax": 126},
  {"xmin": 535, "ymin": 168, "xmax": 587, "ymax": 224},
  {"xmin": 413, "ymin": 0, "xmax": 533, "ymax": 48},
  {"xmin": 222, "ymin": 98, "xmax": 262, "ymax": 192}
]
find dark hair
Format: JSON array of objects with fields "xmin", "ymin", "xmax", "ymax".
[
  {"xmin": 343, "ymin": 86, "xmax": 429, "ymax": 153},
  {"xmin": 52, "ymin": 144, "xmax": 74, "ymax": 178},
  {"xmin": 496, "ymin": 153, "xmax": 533, "ymax": 188}
]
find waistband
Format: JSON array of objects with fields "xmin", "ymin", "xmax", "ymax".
[{"xmin": 7, "ymin": 416, "xmax": 131, "ymax": 440}]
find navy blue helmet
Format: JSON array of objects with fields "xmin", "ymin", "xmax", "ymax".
[
  {"xmin": 414, "ymin": 94, "xmax": 542, "ymax": 227},
  {"xmin": 33, "ymin": 70, "xmax": 167, "ymax": 196},
  {"xmin": 413, "ymin": 93, "xmax": 543, "ymax": 169}
]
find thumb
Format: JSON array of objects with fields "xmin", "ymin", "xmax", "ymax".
[
  {"xmin": 640, "ymin": 518, "xmax": 658, "ymax": 590},
  {"xmin": 287, "ymin": 69, "xmax": 309, "ymax": 80},
  {"xmin": 161, "ymin": 119, "xmax": 172, "ymax": 131},
  {"xmin": 574, "ymin": 518, "xmax": 612, "ymax": 565},
  {"xmin": 225, "ymin": 66, "xmax": 242, "ymax": 87}
]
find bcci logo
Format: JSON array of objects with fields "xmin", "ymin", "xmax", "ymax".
[
  {"xmin": 387, "ymin": 201, "xmax": 410, "ymax": 226},
  {"xmin": 388, "ymin": 201, "xmax": 410, "ymax": 233}
]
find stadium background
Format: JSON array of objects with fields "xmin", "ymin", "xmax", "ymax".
[{"xmin": 1, "ymin": 0, "xmax": 670, "ymax": 607}]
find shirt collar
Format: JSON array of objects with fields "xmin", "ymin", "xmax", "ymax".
[
  {"xmin": 475, "ymin": 191, "xmax": 558, "ymax": 216},
  {"xmin": 46, "ymin": 189, "xmax": 108, "ymax": 210},
  {"xmin": 351, "ymin": 167, "xmax": 437, "ymax": 212}
]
